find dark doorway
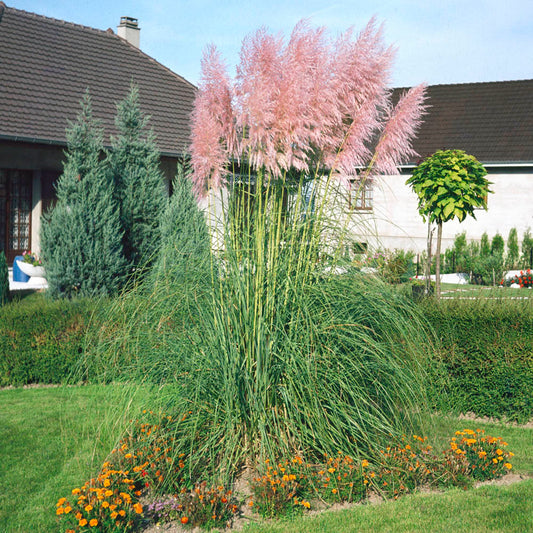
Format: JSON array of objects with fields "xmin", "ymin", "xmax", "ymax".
[{"xmin": 0, "ymin": 169, "xmax": 33, "ymax": 264}]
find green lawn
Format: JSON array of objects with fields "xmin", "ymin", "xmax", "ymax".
[
  {"xmin": 0, "ymin": 386, "xmax": 531, "ymax": 532},
  {"xmin": 439, "ymin": 283, "xmax": 533, "ymax": 299},
  {"xmin": 0, "ymin": 384, "xmax": 149, "ymax": 533}
]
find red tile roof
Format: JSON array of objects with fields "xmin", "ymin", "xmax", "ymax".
[{"xmin": 0, "ymin": 3, "xmax": 196, "ymax": 155}]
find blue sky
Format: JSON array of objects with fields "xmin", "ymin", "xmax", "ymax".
[{"xmin": 10, "ymin": 0, "xmax": 533, "ymax": 88}]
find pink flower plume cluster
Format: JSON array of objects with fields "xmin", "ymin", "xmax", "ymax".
[{"xmin": 190, "ymin": 19, "xmax": 426, "ymax": 195}]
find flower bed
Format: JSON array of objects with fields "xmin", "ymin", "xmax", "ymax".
[
  {"xmin": 55, "ymin": 411, "xmax": 515, "ymax": 531},
  {"xmin": 500, "ymin": 269, "xmax": 533, "ymax": 288}
]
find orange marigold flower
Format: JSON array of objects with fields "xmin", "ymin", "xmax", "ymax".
[
  {"xmin": 361, "ymin": 459, "xmax": 369, "ymax": 468},
  {"xmin": 79, "ymin": 519, "xmax": 88, "ymax": 527},
  {"xmin": 89, "ymin": 519, "xmax": 98, "ymax": 527},
  {"xmin": 102, "ymin": 501, "xmax": 109, "ymax": 508},
  {"xmin": 110, "ymin": 511, "xmax": 118, "ymax": 519},
  {"xmin": 181, "ymin": 516, "xmax": 189, "ymax": 524},
  {"xmin": 504, "ymin": 463, "xmax": 512, "ymax": 470},
  {"xmin": 85, "ymin": 504, "xmax": 93, "ymax": 512},
  {"xmin": 331, "ymin": 488, "xmax": 337, "ymax": 494},
  {"xmin": 119, "ymin": 509, "xmax": 126, "ymax": 517},
  {"xmin": 134, "ymin": 503, "xmax": 143, "ymax": 514},
  {"xmin": 71, "ymin": 488, "xmax": 81, "ymax": 495},
  {"xmin": 56, "ymin": 507, "xmax": 64, "ymax": 516},
  {"xmin": 64, "ymin": 505, "xmax": 72, "ymax": 514}
]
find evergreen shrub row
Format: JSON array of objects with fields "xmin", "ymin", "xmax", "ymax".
[
  {"xmin": 0, "ymin": 295, "xmax": 97, "ymax": 386},
  {"xmin": 422, "ymin": 299, "xmax": 533, "ymax": 422}
]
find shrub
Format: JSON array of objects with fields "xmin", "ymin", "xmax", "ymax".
[
  {"xmin": 0, "ymin": 295, "xmax": 96, "ymax": 386},
  {"xmin": 421, "ymin": 299, "xmax": 533, "ymax": 422},
  {"xmin": 0, "ymin": 251, "xmax": 9, "ymax": 306},
  {"xmin": 375, "ymin": 249, "xmax": 416, "ymax": 284}
]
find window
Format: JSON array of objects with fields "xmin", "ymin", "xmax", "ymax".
[{"xmin": 349, "ymin": 178, "xmax": 373, "ymax": 211}]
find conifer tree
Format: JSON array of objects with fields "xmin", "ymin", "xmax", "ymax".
[
  {"xmin": 109, "ymin": 84, "xmax": 167, "ymax": 272},
  {"xmin": 154, "ymin": 160, "xmax": 211, "ymax": 282},
  {"xmin": 521, "ymin": 228, "xmax": 533, "ymax": 268},
  {"xmin": 41, "ymin": 91, "xmax": 127, "ymax": 298},
  {"xmin": 506, "ymin": 228, "xmax": 519, "ymax": 270},
  {"xmin": 0, "ymin": 251, "xmax": 9, "ymax": 306}
]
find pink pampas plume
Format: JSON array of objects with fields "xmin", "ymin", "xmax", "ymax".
[
  {"xmin": 372, "ymin": 83, "xmax": 427, "ymax": 176},
  {"xmin": 189, "ymin": 19, "xmax": 427, "ymax": 192},
  {"xmin": 190, "ymin": 45, "xmax": 235, "ymax": 195}
]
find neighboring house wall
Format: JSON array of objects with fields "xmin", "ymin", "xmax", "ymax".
[{"xmin": 367, "ymin": 168, "xmax": 533, "ymax": 254}]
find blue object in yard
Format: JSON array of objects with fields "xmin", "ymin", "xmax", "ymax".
[{"xmin": 13, "ymin": 255, "xmax": 30, "ymax": 282}]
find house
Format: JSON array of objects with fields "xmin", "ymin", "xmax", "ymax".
[
  {"xmin": 352, "ymin": 79, "xmax": 533, "ymax": 253},
  {"xmin": 0, "ymin": 3, "xmax": 196, "ymax": 264}
]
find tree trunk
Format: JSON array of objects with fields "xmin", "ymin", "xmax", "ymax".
[
  {"xmin": 426, "ymin": 219, "xmax": 432, "ymax": 296},
  {"xmin": 435, "ymin": 221, "xmax": 442, "ymax": 299}
]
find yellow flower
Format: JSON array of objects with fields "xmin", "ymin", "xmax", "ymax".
[
  {"xmin": 64, "ymin": 505, "xmax": 72, "ymax": 514},
  {"xmin": 85, "ymin": 504, "xmax": 93, "ymax": 512},
  {"xmin": 89, "ymin": 519, "xmax": 98, "ymax": 527},
  {"xmin": 492, "ymin": 458, "xmax": 498, "ymax": 464},
  {"xmin": 110, "ymin": 511, "xmax": 118, "ymax": 519},
  {"xmin": 119, "ymin": 509, "xmax": 126, "ymax": 517},
  {"xmin": 103, "ymin": 479, "xmax": 111, "ymax": 487},
  {"xmin": 71, "ymin": 488, "xmax": 81, "ymax": 495},
  {"xmin": 56, "ymin": 507, "xmax": 64, "ymax": 516},
  {"xmin": 478, "ymin": 451, "xmax": 487, "ymax": 458},
  {"xmin": 331, "ymin": 488, "xmax": 337, "ymax": 494},
  {"xmin": 105, "ymin": 490, "xmax": 113, "ymax": 497},
  {"xmin": 504, "ymin": 463, "xmax": 512, "ymax": 470},
  {"xmin": 496, "ymin": 449, "xmax": 503, "ymax": 456},
  {"xmin": 361, "ymin": 459, "xmax": 369, "ymax": 468},
  {"xmin": 302, "ymin": 501, "xmax": 310, "ymax": 509},
  {"xmin": 79, "ymin": 519, "xmax": 88, "ymax": 527},
  {"xmin": 102, "ymin": 501, "xmax": 110, "ymax": 508}
]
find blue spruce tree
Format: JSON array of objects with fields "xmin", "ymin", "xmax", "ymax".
[{"xmin": 41, "ymin": 90, "xmax": 127, "ymax": 298}]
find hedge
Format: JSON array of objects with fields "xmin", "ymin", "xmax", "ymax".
[
  {"xmin": 0, "ymin": 294, "xmax": 97, "ymax": 386},
  {"xmin": 422, "ymin": 299, "xmax": 533, "ymax": 422}
]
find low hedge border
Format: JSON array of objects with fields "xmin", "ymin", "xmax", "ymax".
[
  {"xmin": 0, "ymin": 294, "xmax": 97, "ymax": 386},
  {"xmin": 422, "ymin": 299, "xmax": 533, "ymax": 423}
]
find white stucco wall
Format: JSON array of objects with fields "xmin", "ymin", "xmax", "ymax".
[
  {"xmin": 198, "ymin": 168, "xmax": 533, "ymax": 259},
  {"xmin": 362, "ymin": 169, "xmax": 533, "ymax": 254}
]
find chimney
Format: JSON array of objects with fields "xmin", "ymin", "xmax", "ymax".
[{"xmin": 117, "ymin": 16, "xmax": 140, "ymax": 48}]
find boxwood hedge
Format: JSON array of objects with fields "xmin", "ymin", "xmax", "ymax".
[
  {"xmin": 422, "ymin": 299, "xmax": 533, "ymax": 422},
  {"xmin": 0, "ymin": 294, "xmax": 97, "ymax": 386}
]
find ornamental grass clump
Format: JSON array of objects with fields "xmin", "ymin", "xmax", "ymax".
[{"xmin": 90, "ymin": 18, "xmax": 430, "ymax": 488}]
